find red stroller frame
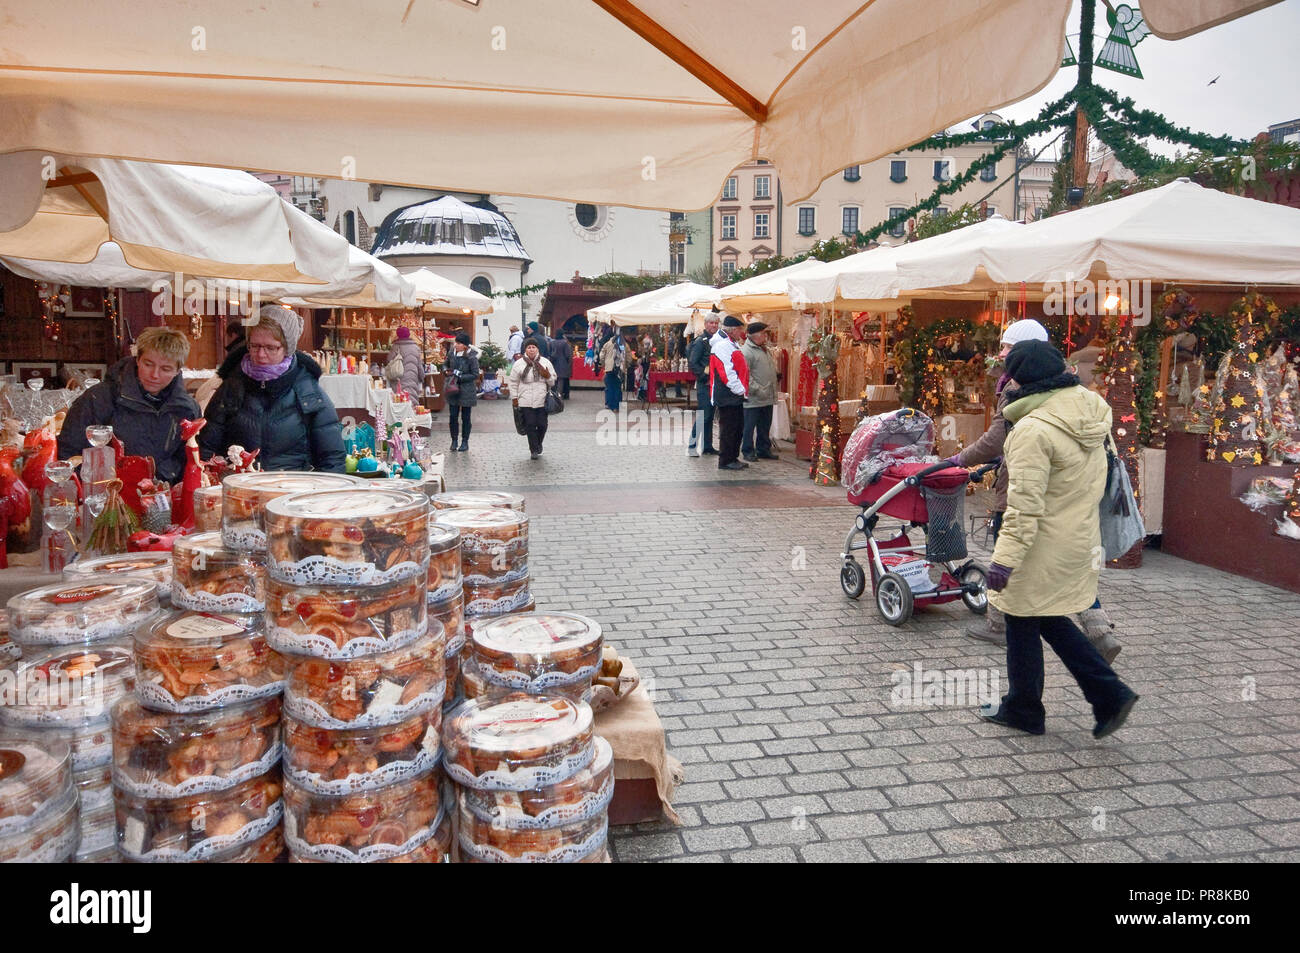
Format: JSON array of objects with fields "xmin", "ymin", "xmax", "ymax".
[{"xmin": 840, "ymin": 459, "xmax": 999, "ymax": 626}]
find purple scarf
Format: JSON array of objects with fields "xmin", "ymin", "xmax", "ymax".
[{"xmin": 242, "ymin": 353, "xmax": 293, "ymax": 382}]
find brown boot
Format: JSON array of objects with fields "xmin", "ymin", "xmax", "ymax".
[
  {"xmin": 966, "ymin": 606, "xmax": 1005, "ymax": 647},
  {"xmin": 1078, "ymin": 607, "xmax": 1121, "ymax": 664}
]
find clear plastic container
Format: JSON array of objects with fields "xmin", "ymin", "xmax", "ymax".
[
  {"xmin": 7, "ymin": 580, "xmax": 160, "ymax": 648},
  {"xmin": 113, "ymin": 768, "xmax": 283, "ymax": 862},
  {"xmin": 78, "ymin": 797, "xmax": 117, "ymax": 855},
  {"xmin": 221, "ymin": 471, "xmax": 364, "ymax": 550},
  {"xmin": 469, "ymin": 612, "xmax": 603, "ymax": 695},
  {"xmin": 463, "ymin": 575, "xmax": 532, "ymax": 617},
  {"xmin": 0, "ymin": 785, "xmax": 79, "ymax": 863},
  {"xmin": 266, "ymin": 487, "xmax": 430, "ymax": 587},
  {"xmin": 110, "ymin": 695, "xmax": 282, "ymax": 798},
  {"xmin": 75, "ymin": 842, "xmax": 121, "ymax": 863},
  {"xmin": 459, "ymin": 735, "xmax": 613, "ymax": 830},
  {"xmin": 0, "ymin": 731, "xmax": 75, "ymax": 837},
  {"xmin": 282, "ymin": 624, "xmax": 446, "ymax": 729},
  {"xmin": 192, "ymin": 485, "xmax": 223, "ymax": 533},
  {"xmin": 437, "ymin": 601, "xmax": 466, "ymax": 706},
  {"xmin": 434, "ymin": 508, "xmax": 528, "ymax": 568},
  {"xmin": 0, "ymin": 643, "xmax": 134, "ymax": 727},
  {"xmin": 457, "ymin": 800, "xmax": 607, "ymax": 863},
  {"xmin": 282, "ymin": 765, "xmax": 442, "ymax": 862},
  {"xmin": 0, "ymin": 630, "xmax": 17, "ymax": 664},
  {"xmin": 65, "ymin": 552, "xmax": 173, "ymax": 603},
  {"xmin": 426, "ymin": 521, "xmax": 462, "ymax": 603},
  {"xmin": 289, "ymin": 804, "xmax": 451, "ymax": 863},
  {"xmin": 265, "ymin": 576, "xmax": 427, "ymax": 659},
  {"xmin": 75, "ymin": 762, "xmax": 115, "ymax": 814},
  {"xmin": 431, "ymin": 490, "xmax": 526, "ymax": 512},
  {"xmin": 442, "ymin": 694, "xmax": 595, "ymax": 791},
  {"xmin": 171, "ymin": 532, "xmax": 267, "ymax": 613},
  {"xmin": 117, "ymin": 824, "xmax": 284, "ymax": 864},
  {"xmin": 133, "ymin": 609, "xmax": 284, "ymax": 713},
  {"xmin": 462, "ymin": 658, "xmax": 591, "ymax": 705},
  {"xmin": 282, "ymin": 707, "xmax": 442, "ymax": 794}
]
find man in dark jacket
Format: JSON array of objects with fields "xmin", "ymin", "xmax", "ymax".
[
  {"xmin": 548, "ymin": 330, "xmax": 574, "ymax": 400},
  {"xmin": 686, "ymin": 311, "xmax": 721, "ymax": 457},
  {"xmin": 199, "ymin": 305, "xmax": 345, "ymax": 471},
  {"xmin": 58, "ymin": 326, "xmax": 200, "ymax": 484},
  {"xmin": 710, "ymin": 315, "xmax": 750, "ymax": 470}
]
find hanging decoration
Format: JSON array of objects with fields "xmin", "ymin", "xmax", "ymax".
[
  {"xmin": 38, "ymin": 282, "xmax": 65, "ymax": 343},
  {"xmin": 1094, "ymin": 3, "xmax": 1149, "ymax": 78},
  {"xmin": 1207, "ymin": 297, "xmax": 1271, "ymax": 465}
]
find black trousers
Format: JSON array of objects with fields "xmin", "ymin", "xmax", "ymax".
[
  {"xmin": 741, "ymin": 405, "xmax": 773, "ymax": 456},
  {"xmin": 716, "ymin": 404, "xmax": 743, "ymax": 466},
  {"xmin": 1000, "ymin": 614, "xmax": 1131, "ymax": 732},
  {"xmin": 557, "ymin": 377, "xmax": 571, "ymax": 400},
  {"xmin": 522, "ymin": 406, "xmax": 548, "ymax": 454},
  {"xmin": 448, "ymin": 404, "xmax": 471, "ymax": 444}
]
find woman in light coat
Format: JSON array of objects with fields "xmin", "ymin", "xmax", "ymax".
[
  {"xmin": 981, "ymin": 340, "xmax": 1138, "ymax": 739},
  {"xmin": 509, "ymin": 337, "xmax": 556, "ymax": 460}
]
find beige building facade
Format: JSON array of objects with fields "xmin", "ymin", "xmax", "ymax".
[{"xmin": 711, "ymin": 159, "xmax": 781, "ymax": 279}]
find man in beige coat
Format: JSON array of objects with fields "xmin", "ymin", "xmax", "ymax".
[
  {"xmin": 740, "ymin": 321, "xmax": 779, "ymax": 461},
  {"xmin": 980, "ymin": 340, "xmax": 1137, "ymax": 739}
]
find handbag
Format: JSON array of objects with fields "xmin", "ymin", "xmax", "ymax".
[
  {"xmin": 512, "ymin": 405, "xmax": 527, "ymax": 435},
  {"xmin": 443, "ymin": 359, "xmax": 460, "ymax": 396},
  {"xmin": 544, "ymin": 384, "xmax": 564, "ymax": 415},
  {"xmin": 1098, "ymin": 438, "xmax": 1145, "ymax": 560}
]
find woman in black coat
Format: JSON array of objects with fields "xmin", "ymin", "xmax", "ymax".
[
  {"xmin": 199, "ymin": 305, "xmax": 345, "ymax": 471},
  {"xmin": 443, "ymin": 332, "xmax": 479, "ymax": 452}
]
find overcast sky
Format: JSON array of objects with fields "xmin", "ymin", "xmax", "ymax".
[{"xmin": 993, "ymin": 0, "xmax": 1299, "ymax": 160}]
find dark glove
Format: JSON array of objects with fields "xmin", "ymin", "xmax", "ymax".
[{"xmin": 987, "ymin": 563, "xmax": 1013, "ymax": 592}]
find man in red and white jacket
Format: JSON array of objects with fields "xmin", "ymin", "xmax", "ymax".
[{"xmin": 710, "ymin": 315, "xmax": 750, "ymax": 470}]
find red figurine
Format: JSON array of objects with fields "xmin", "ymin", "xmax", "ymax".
[{"xmin": 171, "ymin": 418, "xmax": 207, "ymax": 530}]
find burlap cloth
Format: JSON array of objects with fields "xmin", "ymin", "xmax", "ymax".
[{"xmin": 594, "ymin": 661, "xmax": 684, "ymax": 824}]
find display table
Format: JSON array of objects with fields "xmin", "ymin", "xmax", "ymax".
[
  {"xmin": 1162, "ymin": 430, "xmax": 1300, "ymax": 593},
  {"xmin": 646, "ymin": 371, "xmax": 694, "ymax": 405},
  {"xmin": 594, "ymin": 683, "xmax": 682, "ymax": 826},
  {"xmin": 318, "ymin": 374, "xmax": 432, "ymax": 431}
]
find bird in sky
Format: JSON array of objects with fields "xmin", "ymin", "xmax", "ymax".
[{"xmin": 1207, "ymin": 75, "xmax": 1220, "ymax": 85}]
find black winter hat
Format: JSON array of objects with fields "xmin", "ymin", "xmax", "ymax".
[
  {"xmin": 455, "ymin": 332, "xmax": 471, "ymax": 345},
  {"xmin": 1005, "ymin": 339, "xmax": 1066, "ymax": 386},
  {"xmin": 722, "ymin": 315, "xmax": 745, "ymax": 328}
]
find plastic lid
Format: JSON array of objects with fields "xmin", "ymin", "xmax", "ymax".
[
  {"xmin": 0, "ymin": 643, "xmax": 135, "ymax": 727},
  {"xmin": 427, "ymin": 521, "xmax": 460, "ymax": 552},
  {"xmin": 433, "ymin": 507, "xmax": 528, "ymax": 532},
  {"xmin": 431, "ymin": 491, "xmax": 526, "ymax": 511},
  {"xmin": 442, "ymin": 694, "xmax": 594, "ymax": 790},
  {"xmin": 266, "ymin": 486, "xmax": 427, "ymax": 521},
  {"xmin": 223, "ymin": 471, "xmax": 362, "ymax": 498},
  {"xmin": 472, "ymin": 612, "xmax": 602, "ymax": 660},
  {"xmin": 65, "ymin": 552, "xmax": 172, "ymax": 586},
  {"xmin": 173, "ymin": 531, "xmax": 258, "ymax": 564},
  {"xmin": 136, "ymin": 609, "xmax": 261, "ymax": 650},
  {"xmin": 7, "ymin": 580, "xmax": 160, "ymax": 646},
  {"xmin": 0, "ymin": 730, "xmax": 75, "ymax": 836}
]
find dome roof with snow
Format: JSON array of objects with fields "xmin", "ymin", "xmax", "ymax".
[{"xmin": 371, "ymin": 195, "xmax": 531, "ymax": 262}]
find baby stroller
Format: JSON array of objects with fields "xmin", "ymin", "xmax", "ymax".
[{"xmin": 839, "ymin": 409, "xmax": 997, "ymax": 626}]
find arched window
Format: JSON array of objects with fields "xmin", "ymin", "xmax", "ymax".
[
  {"xmin": 575, "ymin": 204, "xmax": 599, "ymax": 228},
  {"xmin": 470, "ymin": 276, "xmax": 492, "ymax": 297}
]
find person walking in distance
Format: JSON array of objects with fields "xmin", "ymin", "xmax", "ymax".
[
  {"xmin": 710, "ymin": 315, "xmax": 750, "ymax": 471},
  {"xmin": 505, "ymin": 325, "xmax": 524, "ymax": 364},
  {"xmin": 979, "ymin": 339, "xmax": 1138, "ymax": 738},
  {"xmin": 600, "ymin": 330, "xmax": 626, "ymax": 412},
  {"xmin": 443, "ymin": 332, "xmax": 479, "ymax": 452},
  {"xmin": 549, "ymin": 328, "xmax": 573, "ymax": 400},
  {"xmin": 686, "ymin": 312, "xmax": 720, "ymax": 457},
  {"xmin": 509, "ymin": 337, "xmax": 557, "ymax": 460},
  {"xmin": 740, "ymin": 321, "xmax": 779, "ymax": 462}
]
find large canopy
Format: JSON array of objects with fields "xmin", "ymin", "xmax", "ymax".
[
  {"xmin": 787, "ymin": 217, "xmax": 1023, "ymax": 309},
  {"xmin": 0, "ymin": 0, "xmax": 1271, "ymax": 210},
  {"xmin": 689, "ymin": 259, "xmax": 828, "ymax": 313},
  {"xmin": 406, "ymin": 268, "xmax": 494, "ymax": 315},
  {"xmin": 279, "ymin": 246, "xmax": 418, "ymax": 309},
  {"xmin": 893, "ymin": 180, "xmax": 1300, "ymax": 292},
  {"xmin": 587, "ymin": 281, "xmax": 718, "ymax": 326},
  {"xmin": 0, "ymin": 154, "xmax": 350, "ymax": 284}
]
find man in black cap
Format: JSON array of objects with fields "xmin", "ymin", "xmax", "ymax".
[
  {"xmin": 710, "ymin": 315, "xmax": 750, "ymax": 470},
  {"xmin": 740, "ymin": 321, "xmax": 779, "ymax": 461}
]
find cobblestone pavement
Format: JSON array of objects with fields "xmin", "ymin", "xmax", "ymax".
[{"xmin": 441, "ymin": 390, "xmax": 1300, "ymax": 863}]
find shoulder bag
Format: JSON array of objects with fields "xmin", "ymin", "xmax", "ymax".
[{"xmin": 1098, "ymin": 437, "xmax": 1145, "ymax": 560}]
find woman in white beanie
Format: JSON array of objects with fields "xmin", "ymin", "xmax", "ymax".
[
  {"xmin": 945, "ymin": 319, "xmax": 1122, "ymax": 661},
  {"xmin": 200, "ymin": 304, "xmax": 345, "ymax": 471}
]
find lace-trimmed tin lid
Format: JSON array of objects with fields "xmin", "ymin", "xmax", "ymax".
[
  {"xmin": 431, "ymin": 491, "xmax": 526, "ymax": 512},
  {"xmin": 0, "ymin": 730, "xmax": 75, "ymax": 836},
  {"xmin": 65, "ymin": 552, "xmax": 173, "ymax": 595},
  {"xmin": 0, "ymin": 643, "xmax": 135, "ymax": 727},
  {"xmin": 7, "ymin": 580, "xmax": 160, "ymax": 647}
]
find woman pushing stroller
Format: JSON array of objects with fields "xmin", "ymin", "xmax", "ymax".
[{"xmin": 978, "ymin": 339, "xmax": 1137, "ymax": 739}]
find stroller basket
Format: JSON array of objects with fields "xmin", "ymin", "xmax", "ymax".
[{"xmin": 921, "ymin": 482, "xmax": 968, "ymax": 562}]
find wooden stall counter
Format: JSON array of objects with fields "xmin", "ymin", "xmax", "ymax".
[{"xmin": 1162, "ymin": 430, "xmax": 1300, "ymax": 593}]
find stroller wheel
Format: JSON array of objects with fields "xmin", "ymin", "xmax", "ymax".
[
  {"xmin": 959, "ymin": 563, "xmax": 989, "ymax": 615},
  {"xmin": 875, "ymin": 572, "xmax": 913, "ymax": 626},
  {"xmin": 840, "ymin": 559, "xmax": 866, "ymax": 599}
]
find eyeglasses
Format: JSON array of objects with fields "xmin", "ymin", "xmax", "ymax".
[{"xmin": 248, "ymin": 343, "xmax": 285, "ymax": 354}]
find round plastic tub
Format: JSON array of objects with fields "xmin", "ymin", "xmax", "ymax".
[
  {"xmin": 265, "ymin": 576, "xmax": 427, "ymax": 659},
  {"xmin": 282, "ymin": 706, "xmax": 442, "ymax": 794},
  {"xmin": 425, "ymin": 521, "xmax": 462, "ymax": 604},
  {"xmin": 171, "ymin": 532, "xmax": 267, "ymax": 613},
  {"xmin": 441, "ymin": 693, "xmax": 595, "ymax": 791},
  {"xmin": 282, "ymin": 765, "xmax": 442, "ymax": 862},
  {"xmin": 221, "ymin": 471, "xmax": 364, "ymax": 551},
  {"xmin": 133, "ymin": 609, "xmax": 283, "ymax": 713},
  {"xmin": 431, "ymin": 490, "xmax": 525, "ymax": 512},
  {"xmin": 265, "ymin": 487, "xmax": 429, "ymax": 586},
  {"xmin": 7, "ymin": 580, "xmax": 160, "ymax": 648},
  {"xmin": 0, "ymin": 642, "xmax": 134, "ymax": 728},
  {"xmin": 65, "ymin": 552, "xmax": 173, "ymax": 604}
]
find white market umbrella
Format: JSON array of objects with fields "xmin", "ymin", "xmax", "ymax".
[
  {"xmin": 0, "ymin": 154, "xmax": 350, "ymax": 285},
  {"xmin": 587, "ymin": 281, "xmax": 720, "ymax": 326},
  {"xmin": 787, "ymin": 216, "xmax": 1024, "ymax": 309},
  {"xmin": 280, "ymin": 246, "xmax": 417, "ymax": 309},
  {"xmin": 0, "ymin": 0, "xmax": 1271, "ymax": 210},
  {"xmin": 893, "ymin": 180, "xmax": 1300, "ymax": 292},
  {"xmin": 688, "ymin": 258, "xmax": 827, "ymax": 313},
  {"xmin": 405, "ymin": 268, "xmax": 493, "ymax": 315}
]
